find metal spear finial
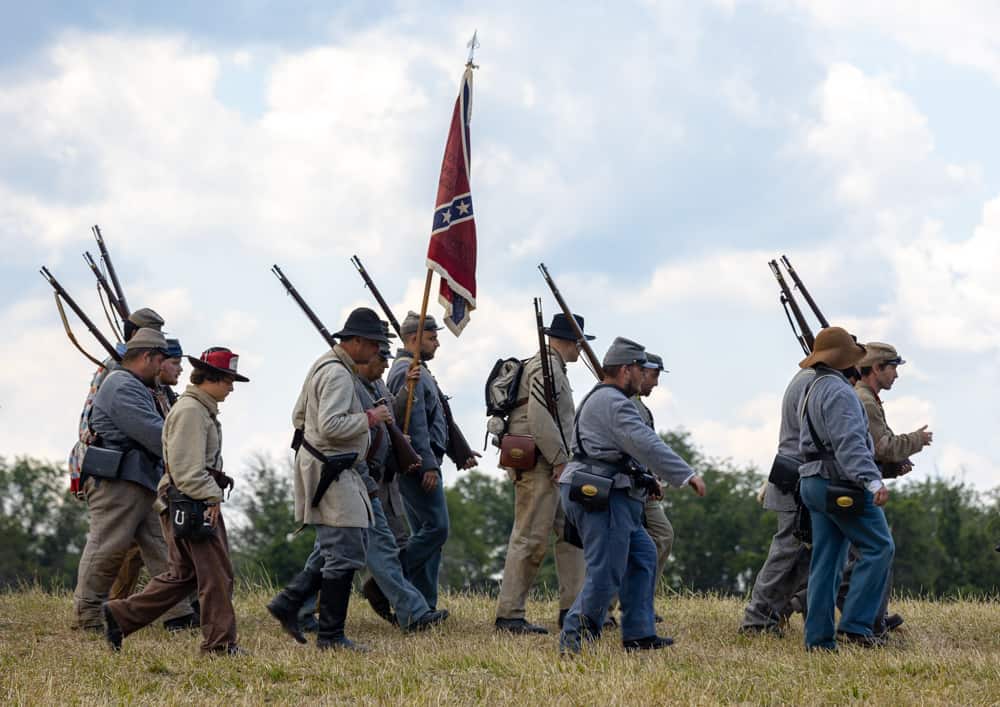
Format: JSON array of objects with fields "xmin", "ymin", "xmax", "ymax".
[{"xmin": 466, "ymin": 30, "xmax": 480, "ymax": 68}]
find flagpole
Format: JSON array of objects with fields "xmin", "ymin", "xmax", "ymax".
[
  {"xmin": 403, "ymin": 31, "xmax": 479, "ymax": 433},
  {"xmin": 402, "ymin": 268, "xmax": 434, "ymax": 433}
]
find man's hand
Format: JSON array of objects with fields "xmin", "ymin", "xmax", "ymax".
[
  {"xmin": 205, "ymin": 504, "xmax": 221, "ymax": 528},
  {"xmin": 918, "ymin": 425, "xmax": 933, "ymax": 447},
  {"xmin": 366, "ymin": 404, "xmax": 392, "ymax": 427},
  {"xmin": 898, "ymin": 461, "xmax": 913, "ymax": 476},
  {"xmin": 650, "ymin": 479, "xmax": 664, "ymax": 500},
  {"xmin": 406, "ymin": 367, "xmax": 422, "ymax": 384},
  {"xmin": 551, "ymin": 462, "xmax": 567, "ymax": 483},
  {"xmin": 688, "ymin": 475, "xmax": 706, "ymax": 497},
  {"xmin": 461, "ymin": 452, "xmax": 481, "ymax": 470},
  {"xmin": 422, "ymin": 469, "xmax": 440, "ymax": 492},
  {"xmin": 873, "ymin": 485, "xmax": 889, "ymax": 507}
]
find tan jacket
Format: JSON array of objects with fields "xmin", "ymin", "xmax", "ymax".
[
  {"xmin": 854, "ymin": 381, "xmax": 924, "ymax": 463},
  {"xmin": 505, "ymin": 347, "xmax": 575, "ymax": 469},
  {"xmin": 159, "ymin": 385, "xmax": 224, "ymax": 503},
  {"xmin": 292, "ymin": 346, "xmax": 372, "ymax": 528}
]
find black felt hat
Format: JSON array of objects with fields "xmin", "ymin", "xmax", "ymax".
[
  {"xmin": 333, "ymin": 307, "xmax": 393, "ymax": 344},
  {"xmin": 545, "ymin": 312, "xmax": 595, "ymax": 342}
]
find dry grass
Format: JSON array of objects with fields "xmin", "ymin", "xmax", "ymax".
[{"xmin": 1, "ymin": 587, "xmax": 998, "ymax": 705}]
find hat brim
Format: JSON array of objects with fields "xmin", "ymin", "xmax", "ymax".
[
  {"xmin": 401, "ymin": 324, "xmax": 444, "ymax": 336},
  {"xmin": 799, "ymin": 342, "xmax": 867, "ymax": 371},
  {"xmin": 332, "ymin": 328, "xmax": 391, "ymax": 344},
  {"xmin": 544, "ymin": 328, "xmax": 595, "ymax": 341},
  {"xmin": 187, "ymin": 356, "xmax": 250, "ymax": 383}
]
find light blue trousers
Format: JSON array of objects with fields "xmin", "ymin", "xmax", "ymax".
[{"xmin": 799, "ymin": 476, "xmax": 894, "ymax": 649}]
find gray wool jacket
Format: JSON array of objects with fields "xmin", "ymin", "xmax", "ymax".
[
  {"xmin": 560, "ymin": 384, "xmax": 694, "ymax": 499},
  {"xmin": 798, "ymin": 366, "xmax": 883, "ymax": 493},
  {"xmin": 386, "ymin": 351, "xmax": 448, "ymax": 474},
  {"xmin": 763, "ymin": 367, "xmax": 816, "ymax": 512},
  {"xmin": 89, "ymin": 369, "xmax": 165, "ymax": 492}
]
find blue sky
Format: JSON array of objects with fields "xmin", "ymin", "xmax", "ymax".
[{"xmin": 1, "ymin": 1, "xmax": 998, "ymax": 495}]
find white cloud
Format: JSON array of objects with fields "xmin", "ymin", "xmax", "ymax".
[
  {"xmin": 785, "ymin": 1, "xmax": 1000, "ymax": 83},
  {"xmin": 924, "ymin": 443, "xmax": 1000, "ymax": 494},
  {"xmin": 688, "ymin": 394, "xmax": 781, "ymax": 471},
  {"xmin": 885, "ymin": 201, "xmax": 1000, "ymax": 352},
  {"xmin": 801, "ymin": 62, "xmax": 934, "ymax": 206}
]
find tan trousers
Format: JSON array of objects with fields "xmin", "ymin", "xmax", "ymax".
[
  {"xmin": 73, "ymin": 477, "xmax": 192, "ymax": 630},
  {"xmin": 644, "ymin": 498, "xmax": 674, "ymax": 588},
  {"xmin": 109, "ymin": 545, "xmax": 144, "ymax": 600},
  {"xmin": 495, "ymin": 465, "xmax": 585, "ymax": 619},
  {"xmin": 109, "ymin": 512, "xmax": 237, "ymax": 653}
]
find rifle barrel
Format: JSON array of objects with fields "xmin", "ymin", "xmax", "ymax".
[
  {"xmin": 271, "ymin": 265, "xmax": 337, "ymax": 347},
  {"xmin": 351, "ymin": 255, "xmax": 402, "ymax": 337},
  {"xmin": 538, "ymin": 263, "xmax": 605, "ymax": 379},
  {"xmin": 40, "ymin": 266, "xmax": 121, "ymax": 361},
  {"xmin": 780, "ymin": 255, "xmax": 829, "ymax": 329},
  {"xmin": 768, "ymin": 259, "xmax": 814, "ymax": 354},
  {"xmin": 83, "ymin": 251, "xmax": 128, "ymax": 321},
  {"xmin": 92, "ymin": 225, "xmax": 130, "ymax": 316}
]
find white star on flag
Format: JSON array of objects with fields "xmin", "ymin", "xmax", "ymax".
[
  {"xmin": 455, "ymin": 201, "xmax": 470, "ymax": 215},
  {"xmin": 441, "ymin": 210, "xmax": 452, "ymax": 223}
]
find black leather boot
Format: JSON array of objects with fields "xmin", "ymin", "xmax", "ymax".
[
  {"xmin": 317, "ymin": 572, "xmax": 369, "ymax": 652},
  {"xmin": 267, "ymin": 568, "xmax": 322, "ymax": 644}
]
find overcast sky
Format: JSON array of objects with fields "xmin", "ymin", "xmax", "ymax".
[{"xmin": 2, "ymin": 1, "xmax": 998, "ymax": 495}]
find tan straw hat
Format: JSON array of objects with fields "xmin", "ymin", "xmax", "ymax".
[{"xmin": 799, "ymin": 327, "xmax": 867, "ymax": 370}]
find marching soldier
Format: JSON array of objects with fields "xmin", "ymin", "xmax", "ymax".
[
  {"xmin": 73, "ymin": 328, "xmax": 196, "ymax": 632},
  {"xmin": 797, "ymin": 328, "xmax": 894, "ymax": 651},
  {"xmin": 494, "ymin": 313, "xmax": 589, "ymax": 635},
  {"xmin": 558, "ymin": 338, "xmax": 705, "ymax": 655},
  {"xmin": 386, "ymin": 312, "xmax": 477, "ymax": 611},
  {"xmin": 103, "ymin": 347, "xmax": 247, "ymax": 655},
  {"xmin": 608, "ymin": 352, "xmax": 674, "ymax": 627},
  {"xmin": 739, "ymin": 365, "xmax": 815, "ymax": 635},
  {"xmin": 354, "ymin": 338, "xmax": 449, "ymax": 631},
  {"xmin": 108, "ymin": 337, "xmax": 200, "ymax": 633},
  {"xmin": 837, "ymin": 342, "xmax": 933, "ymax": 634},
  {"xmin": 268, "ymin": 308, "xmax": 391, "ymax": 651},
  {"xmin": 633, "ymin": 353, "xmax": 674, "ymax": 605}
]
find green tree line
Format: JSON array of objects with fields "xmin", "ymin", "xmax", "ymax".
[{"xmin": 2, "ymin": 430, "xmax": 998, "ymax": 597}]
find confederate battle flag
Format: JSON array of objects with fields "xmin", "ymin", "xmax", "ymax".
[{"xmin": 427, "ymin": 66, "xmax": 477, "ymax": 336}]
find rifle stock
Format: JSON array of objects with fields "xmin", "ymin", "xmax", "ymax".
[
  {"xmin": 272, "ymin": 263, "xmax": 422, "ymax": 474},
  {"xmin": 40, "ymin": 267, "xmax": 121, "ymax": 362},
  {"xmin": 538, "ymin": 263, "xmax": 604, "ymax": 380},
  {"xmin": 350, "ymin": 255, "xmax": 476, "ymax": 468}
]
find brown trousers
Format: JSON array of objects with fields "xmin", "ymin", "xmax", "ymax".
[
  {"xmin": 495, "ymin": 465, "xmax": 585, "ymax": 619},
  {"xmin": 109, "ymin": 545, "xmax": 144, "ymax": 600},
  {"xmin": 73, "ymin": 477, "xmax": 192, "ymax": 630},
  {"xmin": 108, "ymin": 511, "xmax": 237, "ymax": 653}
]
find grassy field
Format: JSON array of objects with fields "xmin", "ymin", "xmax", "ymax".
[{"xmin": 1, "ymin": 587, "xmax": 998, "ymax": 705}]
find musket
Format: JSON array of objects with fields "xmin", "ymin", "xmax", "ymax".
[
  {"xmin": 768, "ymin": 259, "xmax": 813, "ymax": 355},
  {"xmin": 351, "ymin": 255, "xmax": 401, "ymax": 336},
  {"xmin": 272, "ymin": 264, "xmax": 422, "ymax": 473},
  {"xmin": 349, "ymin": 255, "xmax": 477, "ymax": 468},
  {"xmin": 83, "ymin": 251, "xmax": 128, "ymax": 322},
  {"xmin": 538, "ymin": 263, "xmax": 605, "ymax": 380},
  {"xmin": 534, "ymin": 297, "xmax": 567, "ymax": 451},
  {"xmin": 92, "ymin": 225, "xmax": 130, "ymax": 316},
  {"xmin": 780, "ymin": 255, "xmax": 829, "ymax": 329},
  {"xmin": 271, "ymin": 265, "xmax": 337, "ymax": 346},
  {"xmin": 40, "ymin": 266, "xmax": 121, "ymax": 364}
]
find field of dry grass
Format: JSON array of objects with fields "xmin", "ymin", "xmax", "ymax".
[{"xmin": 1, "ymin": 587, "xmax": 998, "ymax": 705}]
